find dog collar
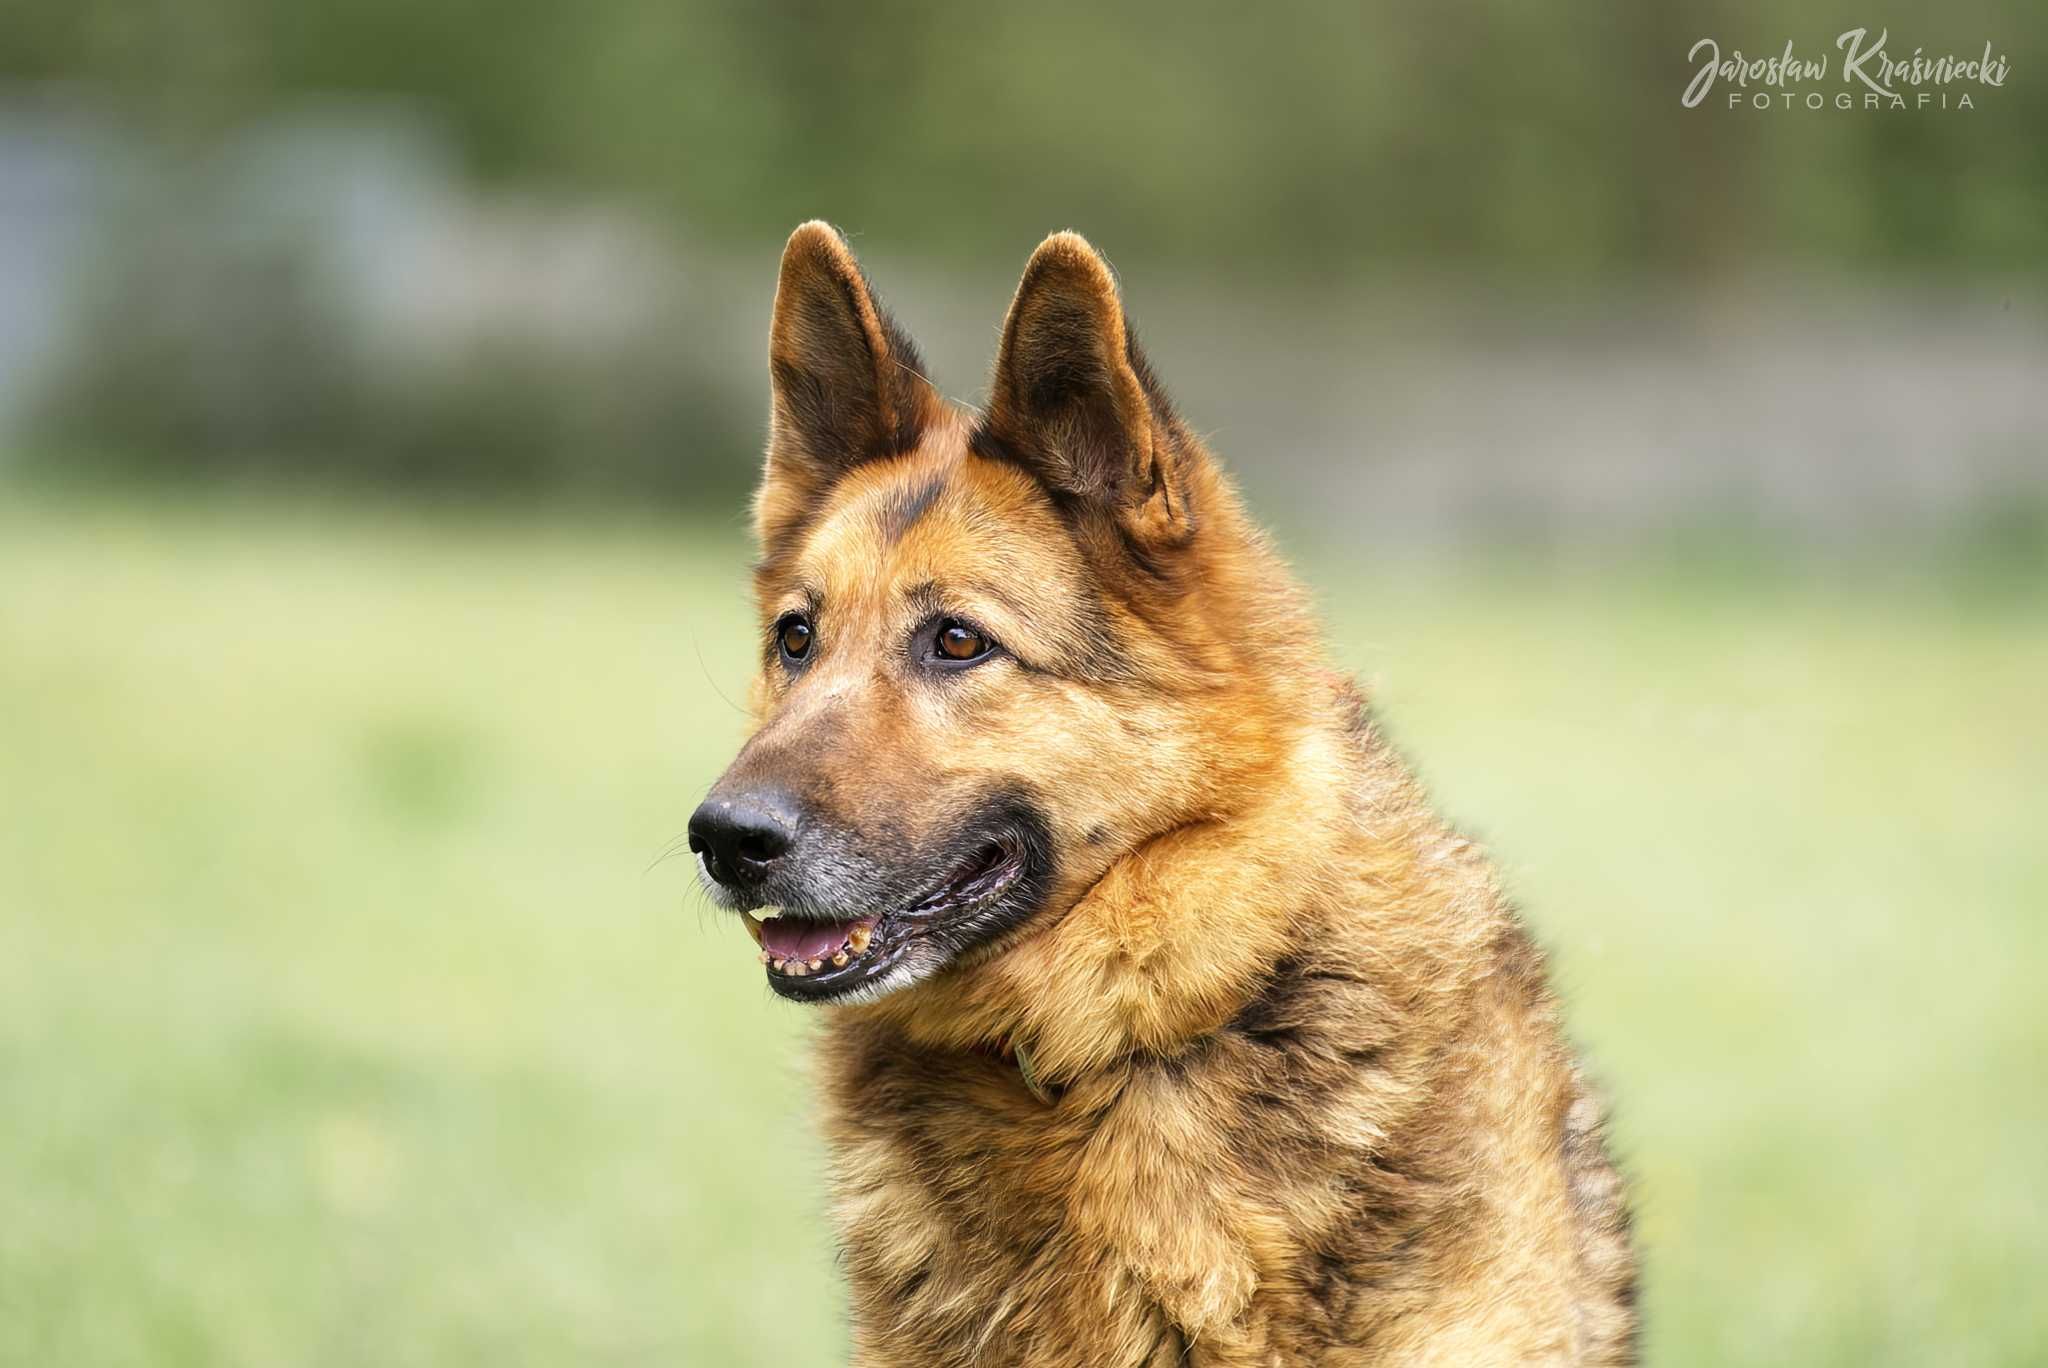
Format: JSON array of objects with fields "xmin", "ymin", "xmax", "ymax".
[
  {"xmin": 1012, "ymin": 1040, "xmax": 1056, "ymax": 1105},
  {"xmin": 976, "ymin": 1037, "xmax": 1058, "ymax": 1105}
]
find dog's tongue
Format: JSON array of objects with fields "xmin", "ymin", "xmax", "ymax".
[{"xmin": 760, "ymin": 916, "xmax": 866, "ymax": 963}]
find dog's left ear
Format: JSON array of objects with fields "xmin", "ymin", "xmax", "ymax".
[{"xmin": 976, "ymin": 232, "xmax": 1192, "ymax": 548}]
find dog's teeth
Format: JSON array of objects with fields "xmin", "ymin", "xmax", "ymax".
[
  {"xmin": 756, "ymin": 906, "xmax": 784, "ymax": 920},
  {"xmin": 807, "ymin": 958, "xmax": 822, "ymax": 972},
  {"xmin": 740, "ymin": 913, "xmax": 764, "ymax": 946},
  {"xmin": 757, "ymin": 949, "xmax": 772, "ymax": 964},
  {"xmin": 849, "ymin": 926, "xmax": 872, "ymax": 953},
  {"xmin": 831, "ymin": 951, "xmax": 849, "ymax": 967},
  {"xmin": 791, "ymin": 961, "xmax": 809, "ymax": 976},
  {"xmin": 770, "ymin": 958, "xmax": 786, "ymax": 972}
]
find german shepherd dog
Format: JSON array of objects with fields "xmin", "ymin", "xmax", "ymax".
[{"xmin": 690, "ymin": 224, "xmax": 1637, "ymax": 1365}]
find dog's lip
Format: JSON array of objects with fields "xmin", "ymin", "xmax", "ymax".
[{"xmin": 741, "ymin": 838, "xmax": 1025, "ymax": 999}]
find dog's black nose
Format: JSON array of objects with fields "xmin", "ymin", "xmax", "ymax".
[{"xmin": 688, "ymin": 794, "xmax": 795, "ymax": 888}]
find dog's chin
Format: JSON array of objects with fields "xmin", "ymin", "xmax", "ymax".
[{"xmin": 735, "ymin": 836, "xmax": 1043, "ymax": 1005}]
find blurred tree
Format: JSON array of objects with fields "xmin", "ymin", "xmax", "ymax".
[
  {"xmin": 5, "ymin": 0, "xmax": 2040, "ymax": 502},
  {"xmin": 3, "ymin": 0, "xmax": 2040, "ymax": 276}
]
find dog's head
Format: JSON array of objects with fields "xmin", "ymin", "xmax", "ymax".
[{"xmin": 691, "ymin": 224, "xmax": 1300, "ymax": 1004}]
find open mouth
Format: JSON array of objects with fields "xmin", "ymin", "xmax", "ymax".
[{"xmin": 740, "ymin": 838, "xmax": 1026, "ymax": 1001}]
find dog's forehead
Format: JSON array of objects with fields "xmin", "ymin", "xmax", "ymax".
[{"xmin": 790, "ymin": 450, "xmax": 1083, "ymax": 609}]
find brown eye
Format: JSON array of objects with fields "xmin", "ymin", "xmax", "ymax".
[
  {"xmin": 936, "ymin": 620, "xmax": 989, "ymax": 662},
  {"xmin": 777, "ymin": 615, "xmax": 813, "ymax": 662}
]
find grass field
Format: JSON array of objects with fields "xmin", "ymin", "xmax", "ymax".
[{"xmin": 1, "ymin": 492, "xmax": 2043, "ymax": 1366}]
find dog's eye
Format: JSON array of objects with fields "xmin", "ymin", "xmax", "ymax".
[
  {"xmin": 777, "ymin": 614, "xmax": 813, "ymax": 663},
  {"xmin": 934, "ymin": 619, "xmax": 992, "ymax": 663}
]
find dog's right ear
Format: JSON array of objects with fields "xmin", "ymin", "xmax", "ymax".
[{"xmin": 761, "ymin": 222, "xmax": 939, "ymax": 533}]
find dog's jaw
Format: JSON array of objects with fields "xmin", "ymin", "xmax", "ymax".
[{"xmin": 740, "ymin": 833, "xmax": 1037, "ymax": 1003}]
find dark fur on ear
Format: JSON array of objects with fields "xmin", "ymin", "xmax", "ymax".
[
  {"xmin": 766, "ymin": 222, "xmax": 939, "ymax": 498},
  {"xmin": 973, "ymin": 232, "xmax": 1192, "ymax": 549}
]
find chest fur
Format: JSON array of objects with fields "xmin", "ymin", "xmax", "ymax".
[{"xmin": 817, "ymin": 1027, "xmax": 1446, "ymax": 1366}]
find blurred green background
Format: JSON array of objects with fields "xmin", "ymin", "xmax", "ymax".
[{"xmin": 1, "ymin": 2, "xmax": 2044, "ymax": 1365}]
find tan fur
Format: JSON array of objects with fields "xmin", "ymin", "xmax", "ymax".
[{"xmin": 719, "ymin": 224, "xmax": 1636, "ymax": 1365}]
